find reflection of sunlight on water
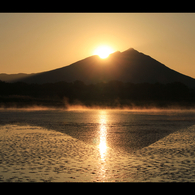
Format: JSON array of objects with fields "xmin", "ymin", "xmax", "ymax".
[
  {"xmin": 99, "ymin": 111, "xmax": 107, "ymax": 161},
  {"xmin": 97, "ymin": 110, "xmax": 108, "ymax": 181}
]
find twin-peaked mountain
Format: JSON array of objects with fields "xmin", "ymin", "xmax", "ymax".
[{"xmin": 1, "ymin": 48, "xmax": 195, "ymax": 88}]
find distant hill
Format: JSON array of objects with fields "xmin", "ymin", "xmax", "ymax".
[
  {"xmin": 1, "ymin": 48, "xmax": 195, "ymax": 88},
  {"xmin": 0, "ymin": 73, "xmax": 35, "ymax": 83}
]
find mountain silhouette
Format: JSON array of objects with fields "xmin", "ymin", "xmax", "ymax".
[
  {"xmin": 0, "ymin": 73, "xmax": 35, "ymax": 83},
  {"xmin": 1, "ymin": 48, "xmax": 195, "ymax": 88}
]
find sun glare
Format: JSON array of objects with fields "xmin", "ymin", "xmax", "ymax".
[{"xmin": 93, "ymin": 45, "xmax": 114, "ymax": 59}]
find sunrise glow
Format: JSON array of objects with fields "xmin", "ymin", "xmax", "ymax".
[{"xmin": 93, "ymin": 45, "xmax": 114, "ymax": 59}]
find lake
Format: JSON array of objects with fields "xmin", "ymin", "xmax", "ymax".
[{"xmin": 1, "ymin": 109, "xmax": 195, "ymax": 182}]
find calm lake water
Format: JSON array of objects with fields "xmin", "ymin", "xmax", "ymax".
[
  {"xmin": 1, "ymin": 109, "xmax": 195, "ymax": 182},
  {"xmin": 1, "ymin": 109, "xmax": 195, "ymax": 153}
]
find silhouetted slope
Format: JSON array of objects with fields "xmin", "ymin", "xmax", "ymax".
[
  {"xmin": 5, "ymin": 48, "xmax": 195, "ymax": 88},
  {"xmin": 0, "ymin": 73, "xmax": 35, "ymax": 83},
  {"xmin": 114, "ymin": 48, "xmax": 195, "ymax": 88},
  {"xmin": 102, "ymin": 48, "xmax": 195, "ymax": 88}
]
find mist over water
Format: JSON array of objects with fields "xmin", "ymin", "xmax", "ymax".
[{"xmin": 2, "ymin": 102, "xmax": 195, "ymax": 112}]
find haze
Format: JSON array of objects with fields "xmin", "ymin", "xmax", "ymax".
[{"xmin": 1, "ymin": 13, "xmax": 195, "ymax": 78}]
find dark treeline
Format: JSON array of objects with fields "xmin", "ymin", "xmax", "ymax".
[{"xmin": 1, "ymin": 80, "xmax": 195, "ymax": 109}]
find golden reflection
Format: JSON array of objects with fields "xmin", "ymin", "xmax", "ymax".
[{"xmin": 99, "ymin": 110, "xmax": 107, "ymax": 161}]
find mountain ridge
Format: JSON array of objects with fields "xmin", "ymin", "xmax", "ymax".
[{"xmin": 1, "ymin": 48, "xmax": 195, "ymax": 88}]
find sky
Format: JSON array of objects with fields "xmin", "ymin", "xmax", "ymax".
[{"xmin": 1, "ymin": 13, "xmax": 195, "ymax": 78}]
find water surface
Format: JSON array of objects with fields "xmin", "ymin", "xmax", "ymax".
[
  {"xmin": 0, "ymin": 109, "xmax": 195, "ymax": 182},
  {"xmin": 1, "ymin": 109, "xmax": 195, "ymax": 153}
]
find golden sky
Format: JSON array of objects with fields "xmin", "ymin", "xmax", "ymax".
[{"xmin": 1, "ymin": 13, "xmax": 195, "ymax": 78}]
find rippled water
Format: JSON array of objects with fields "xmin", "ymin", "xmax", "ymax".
[{"xmin": 0, "ymin": 109, "xmax": 195, "ymax": 182}]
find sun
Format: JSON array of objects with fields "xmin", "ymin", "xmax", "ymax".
[{"xmin": 93, "ymin": 45, "xmax": 114, "ymax": 59}]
